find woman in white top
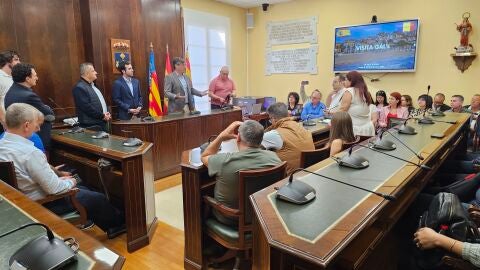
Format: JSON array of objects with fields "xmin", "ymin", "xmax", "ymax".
[{"xmin": 339, "ymin": 71, "xmax": 376, "ymax": 136}]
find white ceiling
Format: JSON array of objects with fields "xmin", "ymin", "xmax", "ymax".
[{"xmin": 215, "ymin": 0, "xmax": 293, "ymax": 9}]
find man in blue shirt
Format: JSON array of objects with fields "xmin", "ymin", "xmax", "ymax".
[{"xmin": 301, "ymin": 90, "xmax": 326, "ymax": 121}]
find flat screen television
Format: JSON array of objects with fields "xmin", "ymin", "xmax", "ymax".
[{"xmin": 333, "ymin": 19, "xmax": 419, "ymax": 73}]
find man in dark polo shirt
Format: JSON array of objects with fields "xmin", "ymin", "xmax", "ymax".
[{"xmin": 201, "ymin": 120, "xmax": 281, "ymax": 225}]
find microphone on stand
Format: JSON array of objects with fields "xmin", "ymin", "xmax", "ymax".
[
  {"xmin": 414, "ymin": 117, "xmax": 456, "ymax": 124},
  {"xmin": 1, "ymin": 223, "xmax": 78, "ymax": 270},
  {"xmin": 378, "ymin": 129, "xmax": 425, "ymax": 160},
  {"xmin": 398, "ymin": 117, "xmax": 417, "ymax": 135},
  {"xmin": 354, "ymin": 144, "xmax": 432, "ymax": 170},
  {"xmin": 275, "ymin": 168, "xmax": 396, "ymax": 205},
  {"xmin": 302, "ymin": 114, "xmax": 316, "ymax": 126},
  {"xmin": 331, "ymin": 144, "xmax": 370, "ymax": 169},
  {"xmin": 200, "ymin": 135, "xmax": 221, "ymax": 153},
  {"xmin": 48, "ymin": 97, "xmax": 84, "ymax": 133},
  {"xmin": 418, "ymin": 85, "xmax": 434, "ymax": 124},
  {"xmin": 371, "ymin": 129, "xmax": 397, "ymax": 151},
  {"xmin": 121, "ymin": 129, "xmax": 143, "ymax": 147}
]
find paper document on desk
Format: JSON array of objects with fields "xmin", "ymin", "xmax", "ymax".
[{"xmin": 189, "ymin": 139, "xmax": 239, "ymax": 167}]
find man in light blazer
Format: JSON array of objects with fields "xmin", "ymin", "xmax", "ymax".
[
  {"xmin": 112, "ymin": 61, "xmax": 142, "ymax": 120},
  {"xmin": 164, "ymin": 57, "xmax": 207, "ymax": 113}
]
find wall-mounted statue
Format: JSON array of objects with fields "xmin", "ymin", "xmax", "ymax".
[{"xmin": 455, "ymin": 12, "xmax": 474, "ymax": 53}]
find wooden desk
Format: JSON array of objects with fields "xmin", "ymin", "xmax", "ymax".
[
  {"xmin": 111, "ymin": 109, "xmax": 242, "ymax": 179},
  {"xmin": 180, "ymin": 120, "xmax": 329, "ymax": 270},
  {"xmin": 250, "ymin": 113, "xmax": 470, "ymax": 270},
  {"xmin": 0, "ymin": 180, "xmax": 125, "ymax": 269},
  {"xmin": 302, "ymin": 121, "xmax": 330, "ymax": 148},
  {"xmin": 50, "ymin": 130, "xmax": 156, "ymax": 253}
]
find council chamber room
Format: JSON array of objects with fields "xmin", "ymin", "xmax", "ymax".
[{"xmin": 0, "ymin": 0, "xmax": 479, "ymax": 269}]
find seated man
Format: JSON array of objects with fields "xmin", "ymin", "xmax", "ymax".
[
  {"xmin": 300, "ymin": 90, "xmax": 326, "ymax": 121},
  {"xmin": 261, "ymin": 102, "xmax": 314, "ymax": 174},
  {"xmin": 201, "ymin": 120, "xmax": 281, "ymax": 225},
  {"xmin": 0, "ymin": 103, "xmax": 125, "ymax": 238},
  {"xmin": 447, "ymin": 95, "xmax": 471, "ymax": 113}
]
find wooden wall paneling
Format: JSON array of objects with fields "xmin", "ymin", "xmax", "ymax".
[
  {"xmin": 0, "ymin": 0, "xmax": 16, "ymax": 51},
  {"xmin": 203, "ymin": 114, "xmax": 224, "ymax": 142},
  {"xmin": 183, "ymin": 117, "xmax": 204, "ymax": 150}
]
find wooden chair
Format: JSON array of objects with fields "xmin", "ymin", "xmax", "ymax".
[
  {"xmin": 0, "ymin": 161, "xmax": 88, "ymax": 226},
  {"xmin": 300, "ymin": 147, "xmax": 330, "ymax": 169},
  {"xmin": 203, "ymin": 162, "xmax": 287, "ymax": 269}
]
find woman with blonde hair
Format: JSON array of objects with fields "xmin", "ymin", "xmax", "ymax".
[{"xmin": 326, "ymin": 111, "xmax": 357, "ymax": 156}]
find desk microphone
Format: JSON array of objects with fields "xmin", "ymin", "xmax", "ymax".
[
  {"xmin": 276, "ymin": 168, "xmax": 396, "ymax": 204},
  {"xmin": 48, "ymin": 97, "xmax": 84, "ymax": 133},
  {"xmin": 418, "ymin": 85, "xmax": 435, "ymax": 124},
  {"xmin": 355, "ymin": 144, "xmax": 431, "ymax": 170},
  {"xmin": 302, "ymin": 114, "xmax": 316, "ymax": 126},
  {"xmin": 398, "ymin": 117, "xmax": 417, "ymax": 135},
  {"xmin": 375, "ymin": 129, "xmax": 425, "ymax": 160},
  {"xmin": 371, "ymin": 129, "xmax": 397, "ymax": 151},
  {"xmin": 121, "ymin": 129, "xmax": 143, "ymax": 147},
  {"xmin": 414, "ymin": 117, "xmax": 457, "ymax": 125},
  {"xmin": 331, "ymin": 144, "xmax": 370, "ymax": 169},
  {"xmin": 0, "ymin": 223, "xmax": 78, "ymax": 270},
  {"xmin": 200, "ymin": 135, "xmax": 219, "ymax": 153}
]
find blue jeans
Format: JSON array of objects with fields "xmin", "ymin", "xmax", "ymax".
[{"xmin": 43, "ymin": 185, "xmax": 124, "ymax": 231}]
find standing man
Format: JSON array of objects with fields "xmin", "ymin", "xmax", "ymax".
[
  {"xmin": 325, "ymin": 74, "xmax": 346, "ymax": 113},
  {"xmin": 0, "ymin": 50, "xmax": 20, "ymax": 131},
  {"xmin": 164, "ymin": 57, "xmax": 207, "ymax": 113},
  {"xmin": 208, "ymin": 66, "xmax": 236, "ymax": 109},
  {"xmin": 432, "ymin": 93, "xmax": 451, "ymax": 112},
  {"xmin": 72, "ymin": 63, "xmax": 111, "ymax": 131},
  {"xmin": 4, "ymin": 63, "xmax": 55, "ymax": 150},
  {"xmin": 112, "ymin": 61, "xmax": 142, "ymax": 120},
  {"xmin": 448, "ymin": 95, "xmax": 470, "ymax": 113}
]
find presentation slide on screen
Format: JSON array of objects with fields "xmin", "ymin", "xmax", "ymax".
[{"xmin": 334, "ymin": 20, "xmax": 419, "ymax": 72}]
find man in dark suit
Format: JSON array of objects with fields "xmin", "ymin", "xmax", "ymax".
[
  {"xmin": 164, "ymin": 57, "xmax": 207, "ymax": 113},
  {"xmin": 112, "ymin": 61, "xmax": 142, "ymax": 120},
  {"xmin": 4, "ymin": 62, "xmax": 55, "ymax": 150},
  {"xmin": 72, "ymin": 63, "xmax": 111, "ymax": 131}
]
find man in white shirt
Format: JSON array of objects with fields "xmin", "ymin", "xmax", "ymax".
[
  {"xmin": 0, "ymin": 50, "xmax": 20, "ymax": 130},
  {"xmin": 325, "ymin": 74, "xmax": 347, "ymax": 114},
  {"xmin": 0, "ymin": 103, "xmax": 125, "ymax": 238}
]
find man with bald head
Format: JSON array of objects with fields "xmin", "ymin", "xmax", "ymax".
[{"xmin": 208, "ymin": 66, "xmax": 236, "ymax": 109}]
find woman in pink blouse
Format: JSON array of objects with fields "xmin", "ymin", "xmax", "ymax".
[{"xmin": 378, "ymin": 92, "xmax": 409, "ymax": 128}]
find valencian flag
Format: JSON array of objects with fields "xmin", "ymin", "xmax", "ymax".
[
  {"xmin": 148, "ymin": 44, "xmax": 163, "ymax": 116},
  {"xmin": 163, "ymin": 44, "xmax": 173, "ymax": 113},
  {"xmin": 185, "ymin": 47, "xmax": 192, "ymax": 80}
]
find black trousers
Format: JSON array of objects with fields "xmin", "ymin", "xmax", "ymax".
[{"xmin": 43, "ymin": 185, "xmax": 124, "ymax": 231}]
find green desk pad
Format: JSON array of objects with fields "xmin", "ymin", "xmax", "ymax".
[
  {"xmin": 0, "ymin": 195, "xmax": 95, "ymax": 269},
  {"xmin": 52, "ymin": 130, "xmax": 141, "ymax": 154},
  {"xmin": 268, "ymin": 113, "xmax": 466, "ymax": 243}
]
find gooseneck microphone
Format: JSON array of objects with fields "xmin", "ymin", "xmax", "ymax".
[
  {"xmin": 200, "ymin": 135, "xmax": 219, "ymax": 153},
  {"xmin": 355, "ymin": 144, "xmax": 431, "ymax": 170},
  {"xmin": 398, "ymin": 117, "xmax": 417, "ymax": 135},
  {"xmin": 379, "ymin": 129, "xmax": 424, "ymax": 160},
  {"xmin": 0, "ymin": 223, "xmax": 54, "ymax": 240},
  {"xmin": 331, "ymin": 144, "xmax": 370, "ymax": 169},
  {"xmin": 418, "ymin": 85, "xmax": 434, "ymax": 124},
  {"xmin": 372, "ymin": 129, "xmax": 397, "ymax": 151},
  {"xmin": 414, "ymin": 117, "xmax": 457, "ymax": 124},
  {"xmin": 276, "ymin": 168, "xmax": 396, "ymax": 204},
  {"xmin": 48, "ymin": 97, "xmax": 84, "ymax": 133},
  {"xmin": 303, "ymin": 114, "xmax": 316, "ymax": 126},
  {"xmin": 2, "ymin": 222, "xmax": 79, "ymax": 270}
]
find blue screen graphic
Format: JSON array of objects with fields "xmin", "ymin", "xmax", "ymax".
[{"xmin": 334, "ymin": 20, "xmax": 419, "ymax": 72}]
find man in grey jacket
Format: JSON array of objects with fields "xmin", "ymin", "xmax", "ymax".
[{"xmin": 164, "ymin": 57, "xmax": 207, "ymax": 113}]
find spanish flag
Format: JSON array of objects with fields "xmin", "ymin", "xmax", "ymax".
[
  {"xmin": 148, "ymin": 46, "xmax": 163, "ymax": 116},
  {"xmin": 163, "ymin": 45, "xmax": 172, "ymax": 114},
  {"xmin": 185, "ymin": 47, "xmax": 192, "ymax": 80},
  {"xmin": 403, "ymin": 22, "xmax": 415, "ymax": 32}
]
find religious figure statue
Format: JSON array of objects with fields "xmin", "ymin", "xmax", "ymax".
[{"xmin": 455, "ymin": 12, "xmax": 473, "ymax": 52}]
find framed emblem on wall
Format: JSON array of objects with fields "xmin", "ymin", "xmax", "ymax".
[{"xmin": 111, "ymin": 39, "xmax": 131, "ymax": 73}]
